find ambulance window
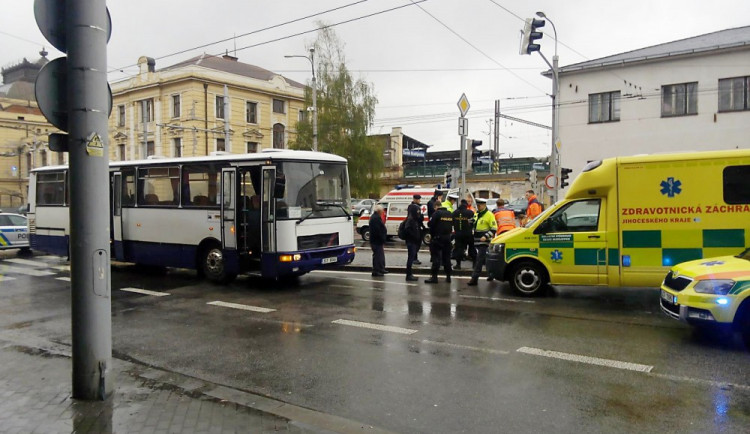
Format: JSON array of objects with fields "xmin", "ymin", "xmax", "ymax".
[
  {"xmin": 723, "ymin": 165, "xmax": 750, "ymax": 204},
  {"xmin": 545, "ymin": 199, "xmax": 601, "ymax": 233}
]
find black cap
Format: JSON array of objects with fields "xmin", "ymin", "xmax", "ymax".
[
  {"xmin": 460, "ymin": 199, "xmax": 468, "ymax": 206},
  {"xmin": 413, "ymin": 194, "xmax": 421, "ymax": 199}
]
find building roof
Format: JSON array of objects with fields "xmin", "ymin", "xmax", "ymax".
[
  {"xmin": 553, "ymin": 26, "xmax": 750, "ymax": 75},
  {"xmin": 161, "ymin": 53, "xmax": 305, "ymax": 89}
]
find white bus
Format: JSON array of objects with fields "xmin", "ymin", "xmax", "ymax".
[{"xmin": 28, "ymin": 150, "xmax": 356, "ymax": 283}]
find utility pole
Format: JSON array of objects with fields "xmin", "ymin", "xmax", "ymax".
[
  {"xmin": 35, "ymin": 0, "xmax": 113, "ymax": 400},
  {"xmin": 494, "ymin": 100, "xmax": 500, "ymax": 173}
]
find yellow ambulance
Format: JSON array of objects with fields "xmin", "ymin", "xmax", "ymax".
[{"xmin": 486, "ymin": 149, "xmax": 750, "ymax": 297}]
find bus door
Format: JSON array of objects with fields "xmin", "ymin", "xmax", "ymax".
[
  {"xmin": 220, "ymin": 168, "xmax": 237, "ymax": 250},
  {"xmin": 112, "ymin": 172, "xmax": 125, "ymax": 259},
  {"xmin": 261, "ymin": 166, "xmax": 276, "ymax": 255}
]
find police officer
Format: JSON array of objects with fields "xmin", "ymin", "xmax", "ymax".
[
  {"xmin": 407, "ymin": 194, "xmax": 425, "ymax": 265},
  {"xmin": 468, "ymin": 198, "xmax": 497, "ymax": 286},
  {"xmin": 425, "ymin": 201, "xmax": 453, "ymax": 283},
  {"xmin": 426, "ymin": 190, "xmax": 443, "ymax": 220},
  {"xmin": 452, "ymin": 199, "xmax": 475, "ymax": 270},
  {"xmin": 441, "ymin": 193, "xmax": 458, "ymax": 213}
]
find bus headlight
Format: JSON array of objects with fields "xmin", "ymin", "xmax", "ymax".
[
  {"xmin": 693, "ymin": 279, "xmax": 734, "ymax": 295},
  {"xmin": 491, "ymin": 243, "xmax": 505, "ymax": 254}
]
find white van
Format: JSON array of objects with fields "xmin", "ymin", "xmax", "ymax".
[{"xmin": 356, "ymin": 187, "xmax": 440, "ymax": 245}]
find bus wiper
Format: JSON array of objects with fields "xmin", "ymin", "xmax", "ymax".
[
  {"xmin": 296, "ymin": 209, "xmax": 316, "ymax": 225},
  {"xmin": 316, "ymin": 201, "xmax": 352, "ymax": 220}
]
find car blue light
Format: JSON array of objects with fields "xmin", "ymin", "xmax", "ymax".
[{"xmin": 716, "ymin": 298, "xmax": 729, "ymax": 305}]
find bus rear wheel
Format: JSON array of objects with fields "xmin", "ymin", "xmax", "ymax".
[
  {"xmin": 200, "ymin": 245, "xmax": 236, "ymax": 284},
  {"xmin": 509, "ymin": 260, "xmax": 548, "ymax": 297}
]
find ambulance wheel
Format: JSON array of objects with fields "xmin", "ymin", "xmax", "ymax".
[
  {"xmin": 360, "ymin": 227, "xmax": 371, "ymax": 242},
  {"xmin": 422, "ymin": 231, "xmax": 431, "ymax": 246},
  {"xmin": 200, "ymin": 244, "xmax": 236, "ymax": 284},
  {"xmin": 509, "ymin": 260, "xmax": 548, "ymax": 297}
]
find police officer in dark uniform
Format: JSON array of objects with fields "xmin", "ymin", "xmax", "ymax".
[
  {"xmin": 452, "ymin": 199, "xmax": 475, "ymax": 270},
  {"xmin": 426, "ymin": 190, "xmax": 442, "ymax": 220},
  {"xmin": 407, "ymin": 194, "xmax": 425, "ymax": 265},
  {"xmin": 425, "ymin": 201, "xmax": 453, "ymax": 283}
]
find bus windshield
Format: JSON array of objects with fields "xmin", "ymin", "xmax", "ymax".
[{"xmin": 275, "ymin": 161, "xmax": 351, "ymax": 220}]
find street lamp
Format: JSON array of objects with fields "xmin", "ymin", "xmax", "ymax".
[
  {"xmin": 535, "ymin": 11, "xmax": 560, "ymax": 203},
  {"xmin": 284, "ymin": 48, "xmax": 317, "ymax": 152}
]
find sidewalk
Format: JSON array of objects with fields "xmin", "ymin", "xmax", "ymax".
[
  {"xmin": 337, "ymin": 244, "xmax": 476, "ymax": 277},
  {"xmin": 0, "ymin": 333, "xmax": 392, "ymax": 434}
]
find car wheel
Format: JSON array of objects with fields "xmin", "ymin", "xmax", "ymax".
[
  {"xmin": 737, "ymin": 302, "xmax": 750, "ymax": 350},
  {"xmin": 199, "ymin": 244, "xmax": 237, "ymax": 284},
  {"xmin": 360, "ymin": 227, "xmax": 371, "ymax": 242},
  {"xmin": 509, "ymin": 260, "xmax": 548, "ymax": 297},
  {"xmin": 17, "ymin": 247, "xmax": 32, "ymax": 257}
]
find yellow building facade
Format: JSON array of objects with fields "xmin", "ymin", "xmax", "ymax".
[{"xmin": 109, "ymin": 54, "xmax": 307, "ymax": 161}]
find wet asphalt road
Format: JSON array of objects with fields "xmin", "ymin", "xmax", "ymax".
[{"xmin": 1, "ymin": 249, "xmax": 748, "ymax": 433}]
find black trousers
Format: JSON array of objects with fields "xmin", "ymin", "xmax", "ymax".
[
  {"xmin": 429, "ymin": 236, "xmax": 452, "ymax": 277},
  {"xmin": 372, "ymin": 243, "xmax": 386, "ymax": 273},
  {"xmin": 406, "ymin": 241, "xmax": 420, "ymax": 276},
  {"xmin": 453, "ymin": 233, "xmax": 475, "ymax": 264},
  {"xmin": 471, "ymin": 244, "xmax": 489, "ymax": 279}
]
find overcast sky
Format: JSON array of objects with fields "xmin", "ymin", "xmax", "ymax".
[{"xmin": 2, "ymin": 0, "xmax": 749, "ymax": 157}]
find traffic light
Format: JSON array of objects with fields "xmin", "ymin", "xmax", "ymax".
[
  {"xmin": 526, "ymin": 169, "xmax": 537, "ymax": 185},
  {"xmin": 519, "ymin": 18, "xmax": 545, "ymax": 55},
  {"xmin": 444, "ymin": 171, "xmax": 452, "ymax": 188},
  {"xmin": 560, "ymin": 167, "xmax": 573, "ymax": 188}
]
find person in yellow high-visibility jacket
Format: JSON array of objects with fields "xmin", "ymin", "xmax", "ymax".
[{"xmin": 441, "ymin": 193, "xmax": 458, "ymax": 213}]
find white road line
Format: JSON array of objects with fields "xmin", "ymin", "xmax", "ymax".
[
  {"xmin": 322, "ymin": 275, "xmax": 418, "ymax": 287},
  {"xmin": 120, "ymin": 287, "xmax": 171, "ymax": 297},
  {"xmin": 4, "ymin": 258, "xmax": 49, "ymax": 267},
  {"xmin": 649, "ymin": 372, "xmax": 750, "ymax": 392},
  {"xmin": 0, "ymin": 275, "xmax": 16, "ymax": 282},
  {"xmin": 332, "ymin": 319, "xmax": 418, "ymax": 335},
  {"xmin": 517, "ymin": 346, "xmax": 653, "ymax": 373},
  {"xmin": 52, "ymin": 265, "xmax": 70, "ymax": 272},
  {"xmin": 207, "ymin": 301, "xmax": 276, "ymax": 313},
  {"xmin": 414, "ymin": 339, "xmax": 510, "ymax": 355},
  {"xmin": 460, "ymin": 294, "xmax": 536, "ymax": 304},
  {"xmin": 56, "ymin": 277, "xmax": 71, "ymax": 282},
  {"xmin": 0, "ymin": 265, "xmax": 55, "ymax": 277},
  {"xmin": 37, "ymin": 255, "xmax": 65, "ymax": 261}
]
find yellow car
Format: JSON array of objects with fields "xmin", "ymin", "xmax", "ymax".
[{"xmin": 660, "ymin": 248, "xmax": 750, "ymax": 348}]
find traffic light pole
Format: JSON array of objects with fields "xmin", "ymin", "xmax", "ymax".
[
  {"xmin": 68, "ymin": 0, "xmax": 113, "ymax": 400},
  {"xmin": 538, "ymin": 51, "xmax": 559, "ymax": 203}
]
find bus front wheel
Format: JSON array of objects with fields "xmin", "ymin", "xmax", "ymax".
[{"xmin": 200, "ymin": 245, "xmax": 237, "ymax": 284}]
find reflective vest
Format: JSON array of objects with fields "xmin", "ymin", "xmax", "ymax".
[
  {"xmin": 493, "ymin": 207, "xmax": 517, "ymax": 233},
  {"xmin": 441, "ymin": 199, "xmax": 455, "ymax": 213},
  {"xmin": 526, "ymin": 195, "xmax": 543, "ymax": 220}
]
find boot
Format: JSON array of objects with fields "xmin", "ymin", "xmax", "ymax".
[
  {"xmin": 467, "ymin": 278, "xmax": 478, "ymax": 286},
  {"xmin": 425, "ymin": 276, "xmax": 439, "ymax": 284},
  {"xmin": 454, "ymin": 262, "xmax": 461, "ymax": 270},
  {"xmin": 406, "ymin": 275, "xmax": 418, "ymax": 282}
]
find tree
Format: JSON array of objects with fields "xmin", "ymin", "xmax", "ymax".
[{"xmin": 290, "ymin": 24, "xmax": 382, "ymax": 197}]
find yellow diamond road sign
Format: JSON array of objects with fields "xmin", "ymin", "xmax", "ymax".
[{"xmin": 457, "ymin": 93, "xmax": 470, "ymax": 117}]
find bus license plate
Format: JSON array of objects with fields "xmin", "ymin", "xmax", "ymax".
[
  {"xmin": 661, "ymin": 290, "xmax": 677, "ymax": 304},
  {"xmin": 322, "ymin": 257, "xmax": 337, "ymax": 264}
]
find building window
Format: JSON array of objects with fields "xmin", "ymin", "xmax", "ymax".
[
  {"xmin": 273, "ymin": 99, "xmax": 285, "ymax": 114},
  {"xmin": 662, "ymin": 82, "xmax": 697, "ymax": 117},
  {"xmin": 298, "ymin": 110, "xmax": 307, "ymax": 122},
  {"xmin": 26, "ymin": 153, "xmax": 32, "ymax": 176},
  {"xmin": 718, "ymin": 76, "xmax": 750, "ymax": 112},
  {"xmin": 273, "ymin": 123, "xmax": 285, "ymax": 149},
  {"xmin": 246, "ymin": 141, "xmax": 258, "ymax": 153},
  {"xmin": 118, "ymin": 105, "xmax": 126, "ymax": 127},
  {"xmin": 40, "ymin": 150, "xmax": 47, "ymax": 167},
  {"xmin": 588, "ymin": 91, "xmax": 620, "ymax": 123},
  {"xmin": 172, "ymin": 94, "xmax": 181, "ymax": 118},
  {"xmin": 216, "ymin": 96, "xmax": 225, "ymax": 119},
  {"xmin": 217, "ymin": 138, "xmax": 226, "ymax": 152},
  {"xmin": 117, "ymin": 144, "xmax": 126, "ymax": 161},
  {"xmin": 143, "ymin": 141, "xmax": 155, "ymax": 157},
  {"xmin": 56, "ymin": 152, "xmax": 64, "ymax": 165},
  {"xmin": 140, "ymin": 99, "xmax": 154, "ymax": 123},
  {"xmin": 246, "ymin": 101, "xmax": 258, "ymax": 123},
  {"xmin": 173, "ymin": 138, "xmax": 182, "ymax": 157}
]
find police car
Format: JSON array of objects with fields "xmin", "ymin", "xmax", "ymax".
[
  {"xmin": 0, "ymin": 212, "xmax": 30, "ymax": 252},
  {"xmin": 660, "ymin": 249, "xmax": 750, "ymax": 349}
]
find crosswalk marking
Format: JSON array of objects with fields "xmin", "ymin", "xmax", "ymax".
[
  {"xmin": 460, "ymin": 295, "xmax": 536, "ymax": 304},
  {"xmin": 120, "ymin": 287, "xmax": 171, "ymax": 297},
  {"xmin": 332, "ymin": 319, "xmax": 418, "ymax": 335},
  {"xmin": 0, "ymin": 275, "xmax": 16, "ymax": 282},
  {"xmin": 56, "ymin": 277, "xmax": 71, "ymax": 282},
  {"xmin": 207, "ymin": 301, "xmax": 276, "ymax": 313},
  {"xmin": 0, "ymin": 265, "xmax": 55, "ymax": 277}
]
